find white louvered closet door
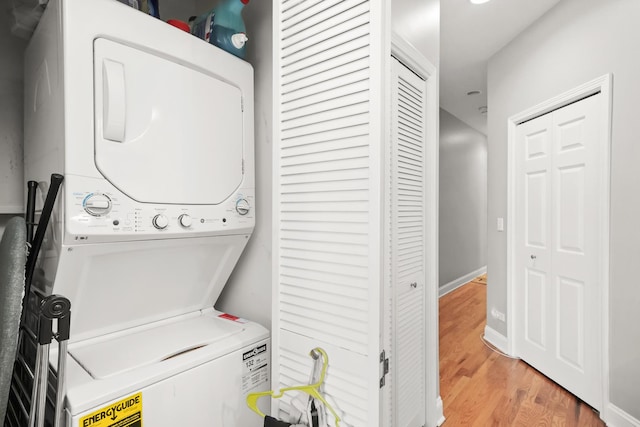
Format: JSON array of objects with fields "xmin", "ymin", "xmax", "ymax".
[
  {"xmin": 389, "ymin": 57, "xmax": 426, "ymax": 427},
  {"xmin": 274, "ymin": 0, "xmax": 386, "ymax": 426}
]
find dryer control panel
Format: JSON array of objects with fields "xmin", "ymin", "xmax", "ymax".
[{"xmin": 64, "ymin": 175, "xmax": 254, "ymax": 243}]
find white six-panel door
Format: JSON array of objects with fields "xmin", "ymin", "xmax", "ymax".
[{"xmin": 514, "ymin": 93, "xmax": 603, "ymax": 409}]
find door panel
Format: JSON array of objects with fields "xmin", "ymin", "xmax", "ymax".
[
  {"xmin": 525, "ymin": 171, "xmax": 547, "ymax": 248},
  {"xmin": 525, "ymin": 130, "xmax": 548, "ymax": 159},
  {"xmin": 515, "ymin": 94, "xmax": 602, "ymax": 409},
  {"xmin": 93, "ymin": 38, "xmax": 244, "ymax": 205},
  {"xmin": 557, "ymin": 116, "xmax": 586, "ymax": 152},
  {"xmin": 525, "ymin": 269, "xmax": 547, "ymax": 349},
  {"xmin": 517, "ymin": 113, "xmax": 553, "ymax": 363},
  {"xmin": 556, "ymin": 276, "xmax": 584, "ymax": 369},
  {"xmin": 557, "ymin": 165, "xmax": 585, "ymax": 253}
]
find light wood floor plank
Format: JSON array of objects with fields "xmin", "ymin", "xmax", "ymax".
[{"xmin": 439, "ymin": 281, "xmax": 605, "ymax": 426}]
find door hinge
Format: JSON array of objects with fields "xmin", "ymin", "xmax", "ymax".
[
  {"xmin": 379, "ymin": 350, "xmax": 389, "ymax": 388},
  {"xmin": 241, "ymin": 96, "xmax": 244, "ymax": 112},
  {"xmin": 242, "ymin": 159, "xmax": 245, "ymax": 174}
]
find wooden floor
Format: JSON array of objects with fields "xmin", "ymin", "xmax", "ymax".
[{"xmin": 439, "ymin": 279, "xmax": 605, "ymax": 426}]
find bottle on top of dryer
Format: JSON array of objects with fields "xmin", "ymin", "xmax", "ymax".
[{"xmin": 191, "ymin": 0, "xmax": 250, "ymax": 59}]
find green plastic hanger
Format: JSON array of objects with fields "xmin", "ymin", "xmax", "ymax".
[{"xmin": 246, "ymin": 347, "xmax": 341, "ymax": 427}]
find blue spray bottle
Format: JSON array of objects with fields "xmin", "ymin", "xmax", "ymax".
[{"xmin": 210, "ymin": 0, "xmax": 250, "ymax": 59}]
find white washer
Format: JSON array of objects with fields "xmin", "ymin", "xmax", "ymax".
[
  {"xmin": 22, "ymin": 0, "xmax": 268, "ymax": 425},
  {"xmin": 62, "ymin": 310, "xmax": 269, "ymax": 426}
]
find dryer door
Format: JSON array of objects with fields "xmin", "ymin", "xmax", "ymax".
[{"xmin": 93, "ymin": 38, "xmax": 244, "ymax": 205}]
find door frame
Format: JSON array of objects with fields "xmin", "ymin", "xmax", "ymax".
[
  {"xmin": 506, "ymin": 74, "xmax": 612, "ymax": 412},
  {"xmin": 388, "ymin": 33, "xmax": 443, "ymax": 427}
]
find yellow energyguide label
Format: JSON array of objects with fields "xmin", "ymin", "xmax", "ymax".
[{"xmin": 79, "ymin": 392, "xmax": 142, "ymax": 427}]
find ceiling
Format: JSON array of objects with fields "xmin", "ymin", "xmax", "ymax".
[{"xmin": 441, "ymin": 0, "xmax": 562, "ymax": 135}]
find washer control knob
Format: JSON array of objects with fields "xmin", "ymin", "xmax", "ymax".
[
  {"xmin": 84, "ymin": 193, "xmax": 112, "ymax": 216},
  {"xmin": 178, "ymin": 214, "xmax": 192, "ymax": 228},
  {"xmin": 235, "ymin": 198, "xmax": 250, "ymax": 216},
  {"xmin": 152, "ymin": 214, "xmax": 169, "ymax": 230}
]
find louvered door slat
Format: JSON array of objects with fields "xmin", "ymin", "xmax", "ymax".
[
  {"xmin": 398, "ymin": 79, "xmax": 423, "ymax": 101},
  {"xmin": 283, "ymin": 6, "xmax": 370, "ymax": 57},
  {"xmin": 283, "ymin": 78, "xmax": 369, "ymax": 114},
  {"xmin": 282, "ymin": 0, "xmax": 349, "ymax": 33},
  {"xmin": 283, "ymin": 19, "xmax": 370, "ymax": 65},
  {"xmin": 282, "ymin": 58, "xmax": 368, "ymax": 95},
  {"xmin": 280, "ymin": 179, "xmax": 369, "ymax": 195},
  {"xmin": 281, "ymin": 152, "xmax": 370, "ymax": 175},
  {"xmin": 398, "ymin": 101, "xmax": 423, "ymax": 121},
  {"xmin": 281, "ymin": 145, "xmax": 369, "ymax": 168},
  {"xmin": 282, "ymin": 95, "xmax": 369, "ymax": 127},
  {"xmin": 280, "ymin": 282, "xmax": 368, "ymax": 306},
  {"xmin": 283, "ymin": 91, "xmax": 370, "ymax": 123},
  {"xmin": 282, "ymin": 35, "xmax": 370, "ymax": 77},
  {"xmin": 280, "ymin": 268, "xmax": 369, "ymax": 291},
  {"xmin": 399, "ymin": 120, "xmax": 424, "ymax": 137},
  {"xmin": 398, "ymin": 93, "xmax": 423, "ymax": 113},
  {"xmin": 398, "ymin": 139, "xmax": 423, "ymax": 154},
  {"xmin": 399, "ymin": 159, "xmax": 422, "ymax": 171},
  {"xmin": 281, "ymin": 113, "xmax": 370, "ymax": 140},
  {"xmin": 282, "ymin": 50, "xmax": 370, "ymax": 87},
  {"xmin": 280, "ymin": 126, "xmax": 369, "ymax": 150}
]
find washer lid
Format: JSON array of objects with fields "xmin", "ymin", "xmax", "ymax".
[
  {"xmin": 69, "ymin": 314, "xmax": 245, "ymax": 379},
  {"xmin": 93, "ymin": 38, "xmax": 245, "ymax": 205}
]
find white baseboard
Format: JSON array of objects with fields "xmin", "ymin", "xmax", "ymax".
[
  {"xmin": 605, "ymin": 403, "xmax": 640, "ymax": 427},
  {"xmin": 483, "ymin": 325, "xmax": 509, "ymax": 354},
  {"xmin": 435, "ymin": 396, "xmax": 445, "ymax": 426},
  {"xmin": 439, "ymin": 266, "xmax": 487, "ymax": 297}
]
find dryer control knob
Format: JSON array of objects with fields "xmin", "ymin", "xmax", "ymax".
[
  {"xmin": 178, "ymin": 214, "xmax": 192, "ymax": 228},
  {"xmin": 84, "ymin": 194, "xmax": 112, "ymax": 217},
  {"xmin": 235, "ymin": 198, "xmax": 250, "ymax": 216},
  {"xmin": 152, "ymin": 214, "xmax": 169, "ymax": 230}
]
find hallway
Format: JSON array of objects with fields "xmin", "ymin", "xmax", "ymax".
[{"xmin": 439, "ymin": 279, "xmax": 605, "ymax": 426}]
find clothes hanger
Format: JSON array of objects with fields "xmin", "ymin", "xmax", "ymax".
[{"xmin": 246, "ymin": 347, "xmax": 341, "ymax": 427}]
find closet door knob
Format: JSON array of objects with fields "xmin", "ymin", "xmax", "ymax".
[{"xmin": 531, "ymin": 254, "xmax": 537, "ymax": 260}]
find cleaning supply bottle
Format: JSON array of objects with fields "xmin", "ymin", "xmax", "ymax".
[
  {"xmin": 191, "ymin": 11, "xmax": 216, "ymax": 43},
  {"xmin": 139, "ymin": 0, "xmax": 160, "ymax": 18},
  {"xmin": 210, "ymin": 0, "xmax": 250, "ymax": 58}
]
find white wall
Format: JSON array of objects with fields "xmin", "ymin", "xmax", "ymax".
[
  {"xmin": 0, "ymin": 5, "xmax": 27, "ymax": 215},
  {"xmin": 439, "ymin": 109, "xmax": 486, "ymax": 288},
  {"xmin": 212, "ymin": 0, "xmax": 273, "ymax": 329},
  {"xmin": 487, "ymin": 0, "xmax": 640, "ymax": 419},
  {"xmin": 392, "ymin": 0, "xmax": 440, "ymax": 68},
  {"xmin": 159, "ymin": 0, "xmax": 196, "ymax": 22}
]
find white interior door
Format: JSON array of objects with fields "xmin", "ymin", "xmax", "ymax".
[
  {"xmin": 386, "ymin": 57, "xmax": 426, "ymax": 427},
  {"xmin": 514, "ymin": 93, "xmax": 603, "ymax": 409}
]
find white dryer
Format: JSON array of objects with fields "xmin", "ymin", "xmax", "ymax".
[{"xmin": 21, "ymin": 0, "xmax": 269, "ymax": 425}]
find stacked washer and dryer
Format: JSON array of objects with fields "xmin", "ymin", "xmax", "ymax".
[{"xmin": 20, "ymin": 0, "xmax": 269, "ymax": 425}]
